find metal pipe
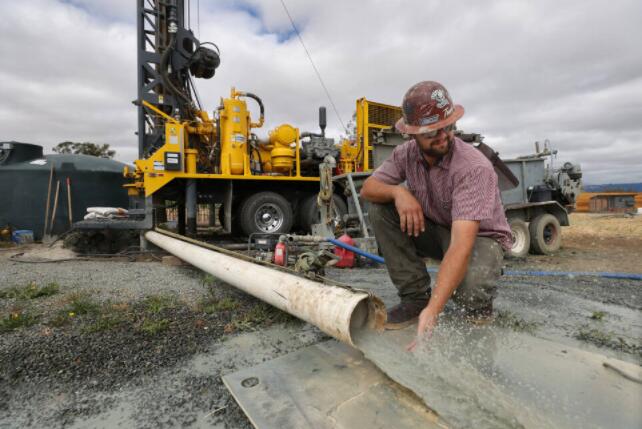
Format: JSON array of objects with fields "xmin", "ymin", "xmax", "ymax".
[
  {"xmin": 145, "ymin": 230, "xmax": 385, "ymax": 345},
  {"xmin": 346, "ymin": 173, "xmax": 369, "ymax": 238}
]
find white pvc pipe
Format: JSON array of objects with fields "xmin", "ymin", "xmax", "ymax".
[{"xmin": 145, "ymin": 230, "xmax": 384, "ymax": 346}]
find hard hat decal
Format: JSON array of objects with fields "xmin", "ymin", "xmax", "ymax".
[
  {"xmin": 419, "ymin": 115, "xmax": 439, "ymax": 126},
  {"xmin": 431, "ymin": 89, "xmax": 449, "ymax": 109}
]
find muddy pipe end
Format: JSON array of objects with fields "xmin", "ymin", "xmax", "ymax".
[{"xmin": 348, "ymin": 295, "xmax": 386, "ymax": 345}]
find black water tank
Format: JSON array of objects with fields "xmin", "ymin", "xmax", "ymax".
[{"xmin": 0, "ymin": 142, "xmax": 130, "ymax": 240}]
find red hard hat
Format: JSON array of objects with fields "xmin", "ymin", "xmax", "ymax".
[{"xmin": 395, "ymin": 81, "xmax": 464, "ymax": 135}]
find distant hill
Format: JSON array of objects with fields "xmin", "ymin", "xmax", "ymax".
[{"xmin": 583, "ymin": 183, "xmax": 642, "ymax": 193}]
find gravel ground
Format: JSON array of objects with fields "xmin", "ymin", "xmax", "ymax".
[
  {"xmin": 0, "ymin": 250, "xmax": 328, "ymax": 428},
  {"xmin": 1, "ymin": 240, "xmax": 641, "ymax": 428}
]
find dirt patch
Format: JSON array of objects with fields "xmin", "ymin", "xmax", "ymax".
[{"xmin": 508, "ymin": 213, "xmax": 642, "ymax": 274}]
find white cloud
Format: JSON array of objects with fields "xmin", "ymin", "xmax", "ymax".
[{"xmin": 1, "ymin": 0, "xmax": 640, "ymax": 184}]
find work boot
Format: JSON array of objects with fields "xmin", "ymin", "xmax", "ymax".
[
  {"xmin": 384, "ymin": 292, "xmax": 430, "ymax": 330},
  {"xmin": 464, "ymin": 303, "xmax": 494, "ymax": 325}
]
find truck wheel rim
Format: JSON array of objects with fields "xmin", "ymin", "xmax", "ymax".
[
  {"xmin": 543, "ymin": 224, "xmax": 557, "ymax": 244},
  {"xmin": 255, "ymin": 203, "xmax": 284, "ymax": 232},
  {"xmin": 512, "ymin": 227, "xmax": 527, "ymax": 253}
]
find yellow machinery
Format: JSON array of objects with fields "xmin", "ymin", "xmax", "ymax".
[
  {"xmin": 125, "ymin": 87, "xmax": 403, "ymax": 236},
  {"xmin": 126, "ymin": 88, "xmax": 318, "ymax": 199},
  {"xmin": 126, "ymin": 0, "xmax": 406, "ymax": 237}
]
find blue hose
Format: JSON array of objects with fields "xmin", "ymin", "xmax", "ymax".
[
  {"xmin": 327, "ymin": 238, "xmax": 642, "ymax": 281},
  {"xmin": 503, "ymin": 270, "xmax": 642, "ymax": 281},
  {"xmin": 326, "ymin": 238, "xmax": 385, "ymax": 264}
]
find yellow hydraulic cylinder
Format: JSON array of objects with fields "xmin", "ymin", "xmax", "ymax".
[
  {"xmin": 185, "ymin": 149, "xmax": 198, "ymax": 174},
  {"xmin": 219, "ymin": 95, "xmax": 250, "ymax": 175},
  {"xmin": 268, "ymin": 124, "xmax": 297, "ymax": 174}
]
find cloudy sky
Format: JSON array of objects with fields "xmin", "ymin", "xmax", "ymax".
[{"xmin": 1, "ymin": 0, "xmax": 640, "ymax": 184}]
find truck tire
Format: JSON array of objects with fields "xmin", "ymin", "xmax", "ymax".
[
  {"xmin": 506, "ymin": 218, "xmax": 530, "ymax": 259},
  {"xmin": 529, "ymin": 213, "xmax": 561, "ymax": 255},
  {"xmin": 239, "ymin": 192, "xmax": 294, "ymax": 236},
  {"xmin": 299, "ymin": 193, "xmax": 348, "ymax": 233}
]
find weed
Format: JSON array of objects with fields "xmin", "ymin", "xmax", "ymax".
[
  {"xmin": 0, "ymin": 282, "xmax": 60, "ymax": 300},
  {"xmin": 202, "ymin": 274, "xmax": 217, "ymax": 287},
  {"xmin": 202, "ymin": 297, "xmax": 240, "ymax": 314},
  {"xmin": 140, "ymin": 318, "xmax": 170, "ymax": 334},
  {"xmin": 48, "ymin": 311, "xmax": 73, "ymax": 327},
  {"xmin": 144, "ymin": 295, "xmax": 177, "ymax": 314},
  {"xmin": 590, "ymin": 311, "xmax": 606, "ymax": 321},
  {"xmin": 83, "ymin": 315, "xmax": 126, "ymax": 334},
  {"xmin": 495, "ymin": 310, "xmax": 538, "ymax": 333},
  {"xmin": 231, "ymin": 302, "xmax": 297, "ymax": 331},
  {"xmin": 66, "ymin": 293, "xmax": 101, "ymax": 316},
  {"xmin": 575, "ymin": 325, "xmax": 640, "ymax": 355},
  {"xmin": 0, "ymin": 310, "xmax": 39, "ymax": 333}
]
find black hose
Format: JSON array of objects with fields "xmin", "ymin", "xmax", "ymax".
[
  {"xmin": 159, "ymin": 34, "xmax": 192, "ymax": 109},
  {"xmin": 241, "ymin": 92, "xmax": 265, "ymax": 125}
]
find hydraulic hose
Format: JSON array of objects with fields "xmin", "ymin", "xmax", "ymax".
[
  {"xmin": 327, "ymin": 238, "xmax": 642, "ymax": 281},
  {"xmin": 238, "ymin": 92, "xmax": 265, "ymax": 128}
]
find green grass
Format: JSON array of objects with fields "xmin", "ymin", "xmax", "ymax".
[
  {"xmin": 202, "ymin": 297, "xmax": 240, "ymax": 314},
  {"xmin": 0, "ymin": 282, "xmax": 60, "ymax": 300},
  {"xmin": 231, "ymin": 302, "xmax": 297, "ymax": 330},
  {"xmin": 575, "ymin": 326, "xmax": 640, "ymax": 355},
  {"xmin": 0, "ymin": 311, "xmax": 39, "ymax": 333},
  {"xmin": 83, "ymin": 315, "xmax": 127, "ymax": 333},
  {"xmin": 143, "ymin": 295, "xmax": 178, "ymax": 314},
  {"xmin": 140, "ymin": 318, "xmax": 170, "ymax": 334},
  {"xmin": 46, "ymin": 292, "xmax": 102, "ymax": 327},
  {"xmin": 495, "ymin": 310, "xmax": 538, "ymax": 333},
  {"xmin": 66, "ymin": 293, "xmax": 101, "ymax": 316},
  {"xmin": 590, "ymin": 311, "xmax": 606, "ymax": 321}
]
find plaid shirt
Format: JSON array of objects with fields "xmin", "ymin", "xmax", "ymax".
[{"xmin": 372, "ymin": 137, "xmax": 512, "ymax": 250}]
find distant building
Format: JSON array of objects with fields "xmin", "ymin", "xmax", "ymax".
[{"xmin": 575, "ymin": 192, "xmax": 641, "ymax": 213}]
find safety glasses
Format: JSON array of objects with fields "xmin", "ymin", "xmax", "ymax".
[{"xmin": 417, "ymin": 124, "xmax": 455, "ymax": 139}]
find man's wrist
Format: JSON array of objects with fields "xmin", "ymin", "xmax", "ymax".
[{"xmin": 391, "ymin": 185, "xmax": 406, "ymax": 201}]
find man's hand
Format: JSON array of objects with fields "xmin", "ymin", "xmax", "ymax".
[
  {"xmin": 394, "ymin": 188, "xmax": 425, "ymax": 237},
  {"xmin": 406, "ymin": 306, "xmax": 438, "ymax": 351}
]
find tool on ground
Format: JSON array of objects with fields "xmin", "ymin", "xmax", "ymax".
[
  {"xmin": 66, "ymin": 177, "xmax": 73, "ymax": 229},
  {"xmin": 294, "ymin": 249, "xmax": 340, "ymax": 277},
  {"xmin": 49, "ymin": 180, "xmax": 61, "ymax": 235}
]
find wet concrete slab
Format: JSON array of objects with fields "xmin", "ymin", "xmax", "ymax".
[
  {"xmin": 222, "ymin": 340, "xmax": 447, "ymax": 429},
  {"xmin": 354, "ymin": 322, "xmax": 642, "ymax": 429}
]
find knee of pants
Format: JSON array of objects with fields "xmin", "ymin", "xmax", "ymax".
[
  {"xmin": 369, "ymin": 203, "xmax": 398, "ymax": 226},
  {"xmin": 452, "ymin": 266, "xmax": 499, "ymax": 307}
]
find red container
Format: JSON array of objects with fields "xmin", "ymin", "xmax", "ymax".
[
  {"xmin": 334, "ymin": 234, "xmax": 356, "ymax": 268},
  {"xmin": 274, "ymin": 241, "xmax": 287, "ymax": 266}
]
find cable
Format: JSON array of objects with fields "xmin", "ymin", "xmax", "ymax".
[{"xmin": 279, "ymin": 0, "xmax": 347, "ymax": 134}]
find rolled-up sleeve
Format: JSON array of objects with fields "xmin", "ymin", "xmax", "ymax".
[
  {"xmin": 371, "ymin": 144, "xmax": 408, "ymax": 185},
  {"xmin": 452, "ymin": 165, "xmax": 497, "ymax": 221}
]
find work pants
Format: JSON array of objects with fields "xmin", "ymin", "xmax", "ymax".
[{"xmin": 369, "ymin": 203, "xmax": 503, "ymax": 311}]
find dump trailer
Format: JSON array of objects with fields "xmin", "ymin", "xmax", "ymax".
[{"xmin": 336, "ymin": 99, "xmax": 582, "ymax": 257}]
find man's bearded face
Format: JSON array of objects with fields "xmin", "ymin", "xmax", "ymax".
[{"xmin": 414, "ymin": 124, "xmax": 456, "ymax": 158}]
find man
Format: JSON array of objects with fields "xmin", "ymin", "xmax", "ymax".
[{"xmin": 360, "ymin": 81, "xmax": 512, "ymax": 348}]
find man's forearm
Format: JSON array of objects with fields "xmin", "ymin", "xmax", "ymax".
[
  {"xmin": 361, "ymin": 177, "xmax": 403, "ymax": 203},
  {"xmin": 426, "ymin": 244, "xmax": 473, "ymax": 315}
]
